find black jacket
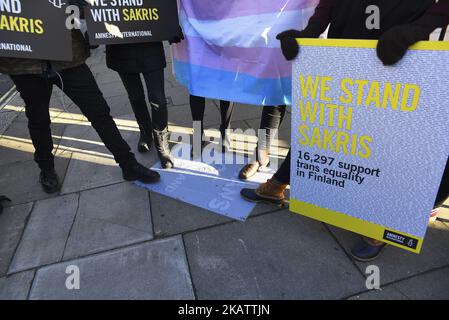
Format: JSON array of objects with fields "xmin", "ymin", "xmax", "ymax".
[
  {"xmin": 106, "ymin": 42, "xmax": 166, "ymax": 74},
  {"xmin": 307, "ymin": 0, "xmax": 437, "ymax": 39}
]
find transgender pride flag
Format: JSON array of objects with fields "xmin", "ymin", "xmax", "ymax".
[{"xmin": 172, "ymin": 0, "xmax": 319, "ymax": 106}]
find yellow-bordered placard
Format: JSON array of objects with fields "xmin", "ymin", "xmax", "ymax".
[
  {"xmin": 296, "ymin": 38, "xmax": 449, "ymax": 51},
  {"xmin": 288, "ymin": 38, "xmax": 449, "ymax": 254},
  {"xmin": 291, "ymin": 200, "xmax": 424, "ymax": 253}
]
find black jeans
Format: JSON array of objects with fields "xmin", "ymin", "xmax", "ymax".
[
  {"xmin": 118, "ymin": 69, "xmax": 168, "ymax": 133},
  {"xmin": 274, "ymin": 149, "xmax": 291, "ymax": 184},
  {"xmin": 189, "ymin": 95, "xmax": 234, "ymax": 135},
  {"xmin": 274, "ymin": 150, "xmax": 449, "ymax": 208},
  {"xmin": 258, "ymin": 105, "xmax": 287, "ymax": 154},
  {"xmin": 435, "ymin": 158, "xmax": 449, "ymax": 208},
  {"xmin": 11, "ymin": 63, "xmax": 135, "ymax": 171}
]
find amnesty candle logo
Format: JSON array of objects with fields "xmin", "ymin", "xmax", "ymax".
[
  {"xmin": 383, "ymin": 230, "xmax": 418, "ymax": 250},
  {"xmin": 49, "ymin": 0, "xmax": 66, "ymax": 9}
]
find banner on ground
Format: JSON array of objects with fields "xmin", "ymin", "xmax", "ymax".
[
  {"xmin": 84, "ymin": 0, "xmax": 180, "ymax": 45},
  {"xmin": 290, "ymin": 39, "xmax": 449, "ymax": 253},
  {"xmin": 0, "ymin": 0, "xmax": 72, "ymax": 61},
  {"xmin": 172, "ymin": 0, "xmax": 318, "ymax": 106}
]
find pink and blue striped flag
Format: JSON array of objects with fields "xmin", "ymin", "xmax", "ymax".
[{"xmin": 172, "ymin": 0, "xmax": 319, "ymax": 106}]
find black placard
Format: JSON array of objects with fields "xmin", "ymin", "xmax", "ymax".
[
  {"xmin": 0, "ymin": 0, "xmax": 73, "ymax": 61},
  {"xmin": 84, "ymin": 0, "xmax": 180, "ymax": 45}
]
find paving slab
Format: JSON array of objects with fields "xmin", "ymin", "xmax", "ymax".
[
  {"xmin": 9, "ymin": 194, "xmax": 79, "ymax": 274},
  {"xmin": 63, "ymin": 183, "xmax": 153, "ymax": 260},
  {"xmin": 151, "ymin": 192, "xmax": 284, "ymax": 237},
  {"xmin": 0, "ymin": 119, "xmax": 66, "ymax": 167},
  {"xmin": 0, "ymin": 158, "xmax": 70, "ymax": 207},
  {"xmin": 168, "ymin": 102, "xmax": 221, "ymax": 129},
  {"xmin": 95, "ymin": 70, "xmax": 121, "ymax": 85},
  {"xmin": 0, "ymin": 271, "xmax": 35, "ymax": 300},
  {"xmin": 348, "ymin": 286, "xmax": 409, "ymax": 300},
  {"xmin": 392, "ymin": 266, "xmax": 449, "ymax": 299},
  {"xmin": 60, "ymin": 115, "xmax": 159, "ymax": 195},
  {"xmin": 0, "ymin": 110, "xmax": 17, "ymax": 136},
  {"xmin": 29, "ymin": 237, "xmax": 194, "ymax": 300},
  {"xmin": 60, "ymin": 149, "xmax": 122, "ymax": 195},
  {"xmin": 184, "ymin": 210, "xmax": 366, "ymax": 299},
  {"xmin": 328, "ymin": 220, "xmax": 449, "ymax": 285},
  {"xmin": 0, "ymin": 203, "xmax": 33, "ymax": 276},
  {"xmin": 97, "ymin": 81, "xmax": 127, "ymax": 99},
  {"xmin": 166, "ymin": 85, "xmax": 189, "ymax": 106},
  {"xmin": 105, "ymin": 95, "xmax": 134, "ymax": 117},
  {"xmin": 230, "ymin": 103, "xmax": 272, "ymax": 123}
]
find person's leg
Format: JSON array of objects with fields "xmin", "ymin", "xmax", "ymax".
[
  {"xmin": 143, "ymin": 69, "xmax": 173, "ymax": 169},
  {"xmin": 189, "ymin": 94, "xmax": 205, "ymax": 135},
  {"xmin": 239, "ymin": 105, "xmax": 287, "ymax": 179},
  {"xmin": 219, "ymin": 100, "xmax": 234, "ymax": 152},
  {"xmin": 434, "ymin": 158, "xmax": 449, "ymax": 208},
  {"xmin": 10, "ymin": 74, "xmax": 60, "ymax": 193},
  {"xmin": 240, "ymin": 149, "xmax": 290, "ymax": 206},
  {"xmin": 118, "ymin": 72, "xmax": 153, "ymax": 152},
  {"xmin": 189, "ymin": 94, "xmax": 206, "ymax": 158},
  {"xmin": 10, "ymin": 74, "xmax": 54, "ymax": 171},
  {"xmin": 56, "ymin": 64, "xmax": 160, "ymax": 183}
]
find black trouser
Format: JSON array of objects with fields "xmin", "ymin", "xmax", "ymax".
[
  {"xmin": 274, "ymin": 150, "xmax": 449, "ymax": 208},
  {"xmin": 189, "ymin": 95, "xmax": 234, "ymax": 135},
  {"xmin": 11, "ymin": 63, "xmax": 135, "ymax": 171},
  {"xmin": 435, "ymin": 158, "xmax": 449, "ymax": 208},
  {"xmin": 257, "ymin": 105, "xmax": 287, "ymax": 157},
  {"xmin": 274, "ymin": 149, "xmax": 291, "ymax": 184},
  {"xmin": 118, "ymin": 69, "xmax": 168, "ymax": 133}
]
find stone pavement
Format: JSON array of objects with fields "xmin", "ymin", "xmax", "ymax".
[{"xmin": 0, "ymin": 46, "xmax": 448, "ymax": 300}]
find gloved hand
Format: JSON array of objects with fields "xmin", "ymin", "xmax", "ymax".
[
  {"xmin": 276, "ymin": 20, "xmax": 328, "ymax": 61},
  {"xmin": 169, "ymin": 26, "xmax": 185, "ymax": 45},
  {"xmin": 0, "ymin": 195, "xmax": 11, "ymax": 215},
  {"xmin": 377, "ymin": 14, "xmax": 448, "ymax": 66},
  {"xmin": 276, "ymin": 30, "xmax": 305, "ymax": 61}
]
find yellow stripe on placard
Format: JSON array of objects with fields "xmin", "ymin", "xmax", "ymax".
[
  {"xmin": 290, "ymin": 199, "xmax": 424, "ymax": 253},
  {"xmin": 296, "ymin": 38, "xmax": 449, "ymax": 51}
]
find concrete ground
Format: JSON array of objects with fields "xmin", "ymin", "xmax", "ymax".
[{"xmin": 0, "ymin": 46, "xmax": 448, "ymax": 300}]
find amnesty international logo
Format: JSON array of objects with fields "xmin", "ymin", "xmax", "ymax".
[{"xmin": 49, "ymin": 0, "xmax": 66, "ymax": 9}]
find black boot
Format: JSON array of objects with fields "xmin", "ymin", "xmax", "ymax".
[
  {"xmin": 137, "ymin": 130, "xmax": 153, "ymax": 153},
  {"xmin": 39, "ymin": 170, "xmax": 60, "ymax": 194},
  {"xmin": 121, "ymin": 159, "xmax": 160, "ymax": 183},
  {"xmin": 153, "ymin": 129, "xmax": 174, "ymax": 169},
  {"xmin": 0, "ymin": 196, "xmax": 11, "ymax": 214}
]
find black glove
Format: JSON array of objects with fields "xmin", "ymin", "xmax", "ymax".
[
  {"xmin": 377, "ymin": 14, "xmax": 448, "ymax": 66},
  {"xmin": 0, "ymin": 195, "xmax": 11, "ymax": 215},
  {"xmin": 276, "ymin": 29, "xmax": 305, "ymax": 61},
  {"xmin": 169, "ymin": 26, "xmax": 185, "ymax": 45},
  {"xmin": 276, "ymin": 21, "xmax": 328, "ymax": 61}
]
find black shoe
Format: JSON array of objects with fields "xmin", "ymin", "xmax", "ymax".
[
  {"xmin": 153, "ymin": 129, "xmax": 174, "ymax": 169},
  {"xmin": 350, "ymin": 239, "xmax": 388, "ymax": 262},
  {"xmin": 137, "ymin": 131, "xmax": 153, "ymax": 153},
  {"xmin": 122, "ymin": 161, "xmax": 160, "ymax": 183},
  {"xmin": 0, "ymin": 195, "xmax": 11, "ymax": 214},
  {"xmin": 39, "ymin": 170, "xmax": 60, "ymax": 194}
]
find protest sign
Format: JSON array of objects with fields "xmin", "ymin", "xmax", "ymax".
[
  {"xmin": 0, "ymin": 0, "xmax": 72, "ymax": 61},
  {"xmin": 290, "ymin": 39, "xmax": 449, "ymax": 253},
  {"xmin": 84, "ymin": 0, "xmax": 180, "ymax": 45}
]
